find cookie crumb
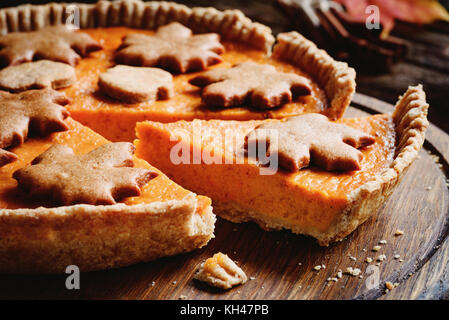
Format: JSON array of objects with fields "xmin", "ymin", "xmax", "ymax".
[
  {"xmin": 385, "ymin": 281, "xmax": 394, "ymax": 290},
  {"xmin": 379, "ymin": 240, "xmax": 387, "ymax": 245},
  {"xmin": 377, "ymin": 254, "xmax": 387, "ymax": 262},
  {"xmin": 345, "ymin": 267, "xmax": 361, "ymax": 277},
  {"xmin": 194, "ymin": 252, "xmax": 247, "ymax": 290},
  {"xmin": 366, "ymin": 257, "xmax": 373, "ymax": 263},
  {"xmin": 394, "ymin": 229, "xmax": 404, "ymax": 236},
  {"xmin": 313, "ymin": 265, "xmax": 322, "ymax": 271},
  {"xmin": 179, "ymin": 295, "xmax": 187, "ymax": 300},
  {"xmin": 394, "ymin": 254, "xmax": 400, "ymax": 260},
  {"xmin": 372, "ymin": 245, "xmax": 381, "ymax": 252}
]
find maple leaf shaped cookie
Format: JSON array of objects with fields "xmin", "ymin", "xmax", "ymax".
[
  {"xmin": 13, "ymin": 142, "xmax": 158, "ymax": 206},
  {"xmin": 245, "ymin": 114, "xmax": 376, "ymax": 172},
  {"xmin": 0, "ymin": 89, "xmax": 70, "ymax": 167},
  {"xmin": 115, "ymin": 22, "xmax": 224, "ymax": 73},
  {"xmin": 189, "ymin": 62, "xmax": 312, "ymax": 109},
  {"xmin": 0, "ymin": 25, "xmax": 102, "ymax": 67}
]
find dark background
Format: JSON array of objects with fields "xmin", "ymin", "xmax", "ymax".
[{"xmin": 1, "ymin": 0, "xmax": 448, "ymax": 133}]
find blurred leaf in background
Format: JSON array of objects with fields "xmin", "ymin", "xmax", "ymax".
[{"xmin": 335, "ymin": 0, "xmax": 449, "ymax": 37}]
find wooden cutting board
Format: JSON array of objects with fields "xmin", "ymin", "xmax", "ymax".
[{"xmin": 0, "ymin": 93, "xmax": 447, "ymax": 300}]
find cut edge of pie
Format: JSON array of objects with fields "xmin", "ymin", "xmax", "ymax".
[
  {"xmin": 135, "ymin": 85, "xmax": 428, "ymax": 246},
  {"xmin": 219, "ymin": 85, "xmax": 428, "ymax": 245},
  {"xmin": 0, "ymin": 196, "xmax": 215, "ymax": 273},
  {"xmin": 0, "ymin": 0, "xmax": 356, "ymax": 120}
]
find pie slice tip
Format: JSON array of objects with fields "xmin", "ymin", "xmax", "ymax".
[{"xmin": 0, "ymin": 117, "xmax": 215, "ymax": 273}]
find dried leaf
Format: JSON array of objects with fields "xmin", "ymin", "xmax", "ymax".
[{"xmin": 335, "ymin": 0, "xmax": 449, "ymax": 36}]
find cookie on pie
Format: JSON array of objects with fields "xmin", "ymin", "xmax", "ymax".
[
  {"xmin": 0, "ymin": 88, "xmax": 70, "ymax": 167},
  {"xmin": 135, "ymin": 85, "xmax": 428, "ymax": 245},
  {"xmin": 98, "ymin": 65, "xmax": 174, "ymax": 104},
  {"xmin": 0, "ymin": 25, "xmax": 102, "ymax": 67},
  {"xmin": 115, "ymin": 22, "xmax": 225, "ymax": 73},
  {"xmin": 0, "ymin": 60, "xmax": 76, "ymax": 92}
]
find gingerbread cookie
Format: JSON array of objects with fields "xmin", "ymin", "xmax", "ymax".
[
  {"xmin": 98, "ymin": 65, "xmax": 173, "ymax": 104},
  {"xmin": 13, "ymin": 142, "xmax": 157, "ymax": 206},
  {"xmin": 0, "ymin": 89, "xmax": 70, "ymax": 167},
  {"xmin": 246, "ymin": 114, "xmax": 376, "ymax": 171},
  {"xmin": 0, "ymin": 60, "xmax": 76, "ymax": 92},
  {"xmin": 115, "ymin": 22, "xmax": 224, "ymax": 73},
  {"xmin": 189, "ymin": 61, "xmax": 312, "ymax": 109},
  {"xmin": 0, "ymin": 25, "xmax": 102, "ymax": 67}
]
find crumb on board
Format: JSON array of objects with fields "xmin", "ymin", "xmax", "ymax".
[
  {"xmin": 372, "ymin": 245, "xmax": 381, "ymax": 252},
  {"xmin": 377, "ymin": 254, "xmax": 387, "ymax": 262},
  {"xmin": 395, "ymin": 229, "xmax": 404, "ymax": 236},
  {"xmin": 194, "ymin": 252, "xmax": 248, "ymax": 290},
  {"xmin": 345, "ymin": 267, "xmax": 361, "ymax": 277}
]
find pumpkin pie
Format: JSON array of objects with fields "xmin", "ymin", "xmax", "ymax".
[
  {"xmin": 0, "ymin": 98, "xmax": 215, "ymax": 273},
  {"xmin": 135, "ymin": 85, "xmax": 428, "ymax": 246},
  {"xmin": 0, "ymin": 0, "xmax": 356, "ymax": 142}
]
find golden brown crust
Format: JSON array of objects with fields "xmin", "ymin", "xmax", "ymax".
[
  {"xmin": 273, "ymin": 31, "xmax": 356, "ymax": 120},
  {"xmin": 324, "ymin": 84, "xmax": 429, "ymax": 245},
  {"xmin": 204, "ymin": 85, "xmax": 428, "ymax": 246},
  {"xmin": 0, "ymin": 196, "xmax": 215, "ymax": 273},
  {"xmin": 0, "ymin": 1, "xmax": 275, "ymax": 53}
]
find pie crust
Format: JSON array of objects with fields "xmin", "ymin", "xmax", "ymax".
[{"xmin": 0, "ymin": 0, "xmax": 356, "ymax": 120}]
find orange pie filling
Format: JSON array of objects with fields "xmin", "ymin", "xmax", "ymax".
[
  {"xmin": 62, "ymin": 27, "xmax": 329, "ymax": 142},
  {"xmin": 0, "ymin": 117, "xmax": 210, "ymax": 214},
  {"xmin": 135, "ymin": 114, "xmax": 396, "ymax": 233}
]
